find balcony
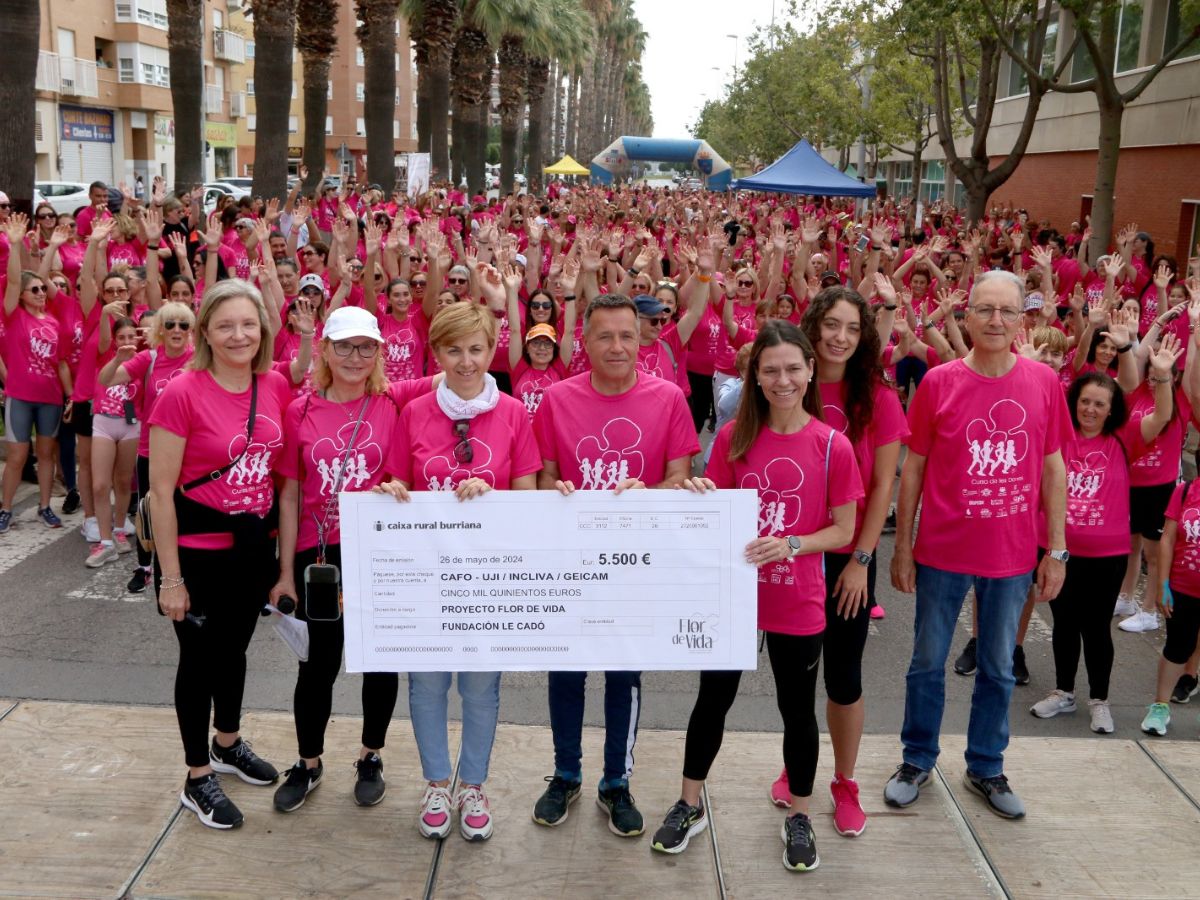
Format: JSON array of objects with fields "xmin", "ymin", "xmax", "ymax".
[
  {"xmin": 203, "ymin": 84, "xmax": 225, "ymax": 116},
  {"xmin": 35, "ymin": 51, "xmax": 99, "ymax": 98},
  {"xmin": 214, "ymin": 29, "xmax": 245, "ymax": 64},
  {"xmin": 230, "ymin": 90, "xmax": 245, "ymax": 118}
]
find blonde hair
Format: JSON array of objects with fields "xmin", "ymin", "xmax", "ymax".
[
  {"xmin": 311, "ymin": 340, "xmax": 388, "ymax": 395},
  {"xmin": 190, "ymin": 279, "xmax": 274, "ymax": 374},
  {"xmin": 429, "ymin": 301, "xmax": 497, "ymax": 350},
  {"xmin": 149, "ymin": 301, "xmax": 196, "ymax": 348},
  {"xmin": 111, "ymin": 212, "xmax": 138, "ymax": 241},
  {"xmin": 1030, "ymin": 325, "xmax": 1068, "ymax": 354}
]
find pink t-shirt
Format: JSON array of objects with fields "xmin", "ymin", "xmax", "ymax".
[
  {"xmin": 377, "ymin": 309, "xmax": 428, "ymax": 382},
  {"xmin": 905, "ymin": 355, "xmax": 1073, "ymax": 578},
  {"xmin": 715, "ymin": 299, "xmax": 758, "ymax": 375},
  {"xmin": 512, "ymin": 358, "xmax": 566, "ymax": 420},
  {"xmin": 566, "ymin": 318, "xmax": 591, "ymax": 378},
  {"xmin": 56, "ymin": 241, "xmax": 87, "ymax": 288},
  {"xmin": 92, "ymin": 346, "xmax": 139, "ymax": 419},
  {"xmin": 687, "ymin": 305, "xmax": 724, "ymax": 376},
  {"xmin": 388, "ymin": 391, "xmax": 541, "ymax": 491},
  {"xmin": 149, "ymin": 369, "xmax": 292, "ymax": 549},
  {"xmin": 1165, "ymin": 481, "xmax": 1200, "ymax": 597},
  {"xmin": 277, "ymin": 378, "xmax": 434, "ymax": 551},
  {"xmin": 706, "ymin": 419, "xmax": 863, "ymax": 635},
  {"xmin": 1128, "ymin": 383, "xmax": 1191, "ymax": 487},
  {"xmin": 1, "ymin": 306, "xmax": 64, "ymax": 404},
  {"xmin": 818, "ymin": 379, "xmax": 909, "ymax": 552},
  {"xmin": 106, "ymin": 239, "xmax": 146, "ymax": 269},
  {"xmin": 272, "ymin": 327, "xmax": 318, "ymax": 398},
  {"xmin": 48, "ymin": 291, "xmax": 86, "ymax": 374},
  {"xmin": 122, "ymin": 345, "xmax": 194, "ymax": 457},
  {"xmin": 637, "ymin": 328, "xmax": 688, "ymax": 395},
  {"xmin": 533, "ymin": 373, "xmax": 700, "ymax": 490}
]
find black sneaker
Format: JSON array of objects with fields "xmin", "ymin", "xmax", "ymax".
[
  {"xmin": 1012, "ymin": 645, "xmax": 1030, "ymax": 686},
  {"xmin": 954, "ymin": 637, "xmax": 978, "ymax": 676},
  {"xmin": 273, "ymin": 760, "xmax": 323, "ymax": 812},
  {"xmin": 209, "ymin": 737, "xmax": 279, "ymax": 786},
  {"xmin": 532, "ymin": 774, "xmax": 581, "ymax": 826},
  {"xmin": 354, "ymin": 753, "xmax": 387, "ymax": 807},
  {"xmin": 127, "ymin": 567, "xmax": 150, "ymax": 594},
  {"xmin": 881, "ymin": 510, "xmax": 897, "ymax": 534},
  {"xmin": 781, "ymin": 812, "xmax": 820, "ymax": 871},
  {"xmin": 61, "ymin": 489, "xmax": 81, "ymax": 515},
  {"xmin": 181, "ymin": 772, "xmax": 243, "ymax": 829},
  {"xmin": 596, "ymin": 782, "xmax": 644, "ymax": 837},
  {"xmin": 651, "ymin": 799, "xmax": 707, "ymax": 854},
  {"xmin": 1171, "ymin": 673, "xmax": 1199, "ymax": 704}
]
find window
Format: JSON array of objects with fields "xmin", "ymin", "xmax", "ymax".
[
  {"xmin": 156, "ymin": 64, "xmax": 169, "ymax": 87},
  {"xmin": 292, "ymin": 80, "xmax": 297, "ymax": 99},
  {"xmin": 394, "ymin": 86, "xmax": 400, "ymax": 107},
  {"xmin": 288, "ymin": 116, "xmax": 298, "ymax": 134},
  {"xmin": 395, "ymin": 52, "xmax": 400, "ymax": 71},
  {"xmin": 356, "ymin": 117, "xmax": 365, "ymax": 136},
  {"xmin": 213, "ymin": 9, "xmax": 222, "ymax": 29},
  {"xmin": 1041, "ymin": 17, "xmax": 1059, "ymax": 78},
  {"xmin": 118, "ymin": 0, "xmax": 167, "ymax": 29},
  {"xmin": 1115, "ymin": 0, "xmax": 1144, "ymax": 72},
  {"xmin": 325, "ymin": 116, "xmax": 333, "ymax": 135},
  {"xmin": 393, "ymin": 120, "xmax": 399, "ymax": 139},
  {"xmin": 247, "ymin": 114, "xmax": 256, "ymax": 131},
  {"xmin": 327, "ymin": 80, "xmax": 333, "ymax": 100},
  {"xmin": 356, "ymin": 82, "xmax": 365, "ymax": 102},
  {"xmin": 921, "ymin": 160, "xmax": 946, "ymax": 204},
  {"xmin": 1163, "ymin": 0, "xmax": 1200, "ymax": 56},
  {"xmin": 1007, "ymin": 32, "xmax": 1029, "ymax": 96},
  {"xmin": 246, "ymin": 78, "xmax": 255, "ymax": 96},
  {"xmin": 119, "ymin": 57, "xmax": 134, "ymax": 83},
  {"xmin": 356, "ymin": 47, "xmax": 364, "ymax": 67},
  {"xmin": 246, "ymin": 41, "xmax": 255, "ymax": 59},
  {"xmin": 893, "ymin": 161, "xmax": 913, "ymax": 199},
  {"xmin": 118, "ymin": 42, "xmax": 171, "ymax": 87}
]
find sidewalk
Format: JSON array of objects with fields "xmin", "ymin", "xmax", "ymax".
[{"xmin": 1, "ymin": 698, "xmax": 1198, "ymax": 899}]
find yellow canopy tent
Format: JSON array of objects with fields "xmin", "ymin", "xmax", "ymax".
[{"xmin": 543, "ymin": 154, "xmax": 591, "ymax": 176}]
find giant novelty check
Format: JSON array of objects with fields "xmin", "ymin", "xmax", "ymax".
[{"xmin": 339, "ymin": 490, "xmax": 760, "ymax": 672}]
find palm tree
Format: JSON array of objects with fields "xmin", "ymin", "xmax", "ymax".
[
  {"xmin": 524, "ymin": 0, "xmax": 593, "ymax": 192},
  {"xmin": 403, "ymin": 0, "xmax": 459, "ymax": 184},
  {"xmin": 249, "ymin": 1, "xmax": 298, "ymax": 199},
  {"xmin": 0, "ymin": 0, "xmax": 40, "ymax": 211},
  {"xmin": 166, "ymin": 0, "xmax": 205, "ymax": 194},
  {"xmin": 450, "ymin": 0, "xmax": 506, "ymax": 195},
  {"xmin": 296, "ymin": 0, "xmax": 339, "ymax": 195},
  {"xmin": 356, "ymin": 0, "xmax": 402, "ymax": 193}
]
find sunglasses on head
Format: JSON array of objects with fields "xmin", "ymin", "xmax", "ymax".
[
  {"xmin": 530, "ymin": 300, "xmax": 554, "ymax": 310},
  {"xmin": 452, "ymin": 419, "xmax": 473, "ymax": 464},
  {"xmin": 163, "ymin": 320, "xmax": 190, "ymax": 331}
]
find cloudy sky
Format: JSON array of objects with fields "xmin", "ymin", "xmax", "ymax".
[{"xmin": 633, "ymin": 0, "xmax": 788, "ymax": 139}]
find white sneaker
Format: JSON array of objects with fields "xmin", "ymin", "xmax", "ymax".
[
  {"xmin": 417, "ymin": 783, "xmax": 453, "ymax": 839},
  {"xmin": 1118, "ymin": 610, "xmax": 1159, "ymax": 633},
  {"xmin": 80, "ymin": 516, "xmax": 100, "ymax": 543},
  {"xmin": 113, "ymin": 531, "xmax": 133, "ymax": 554},
  {"xmin": 1088, "ymin": 699, "xmax": 1115, "ymax": 734},
  {"xmin": 1030, "ymin": 689, "xmax": 1076, "ymax": 719},
  {"xmin": 455, "ymin": 784, "xmax": 493, "ymax": 841},
  {"xmin": 85, "ymin": 543, "xmax": 118, "ymax": 568},
  {"xmin": 1113, "ymin": 594, "xmax": 1138, "ymax": 617}
]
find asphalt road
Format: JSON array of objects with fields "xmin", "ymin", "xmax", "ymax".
[{"xmin": 0, "ymin": 477, "xmax": 1181, "ymax": 761}]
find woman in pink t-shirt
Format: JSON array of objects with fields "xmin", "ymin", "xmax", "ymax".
[
  {"xmin": 651, "ymin": 321, "xmax": 862, "ymax": 871},
  {"xmin": 1029, "ymin": 345, "xmax": 1177, "ymax": 734},
  {"xmin": 377, "ymin": 302, "xmax": 541, "ymax": 843},
  {"xmin": 269, "ymin": 306, "xmax": 440, "ymax": 814},
  {"xmin": 372, "ymin": 278, "xmax": 429, "ymax": 382},
  {"xmin": 503, "ymin": 265, "xmax": 575, "ymax": 420},
  {"xmin": 148, "ymin": 279, "xmax": 292, "ymax": 831}
]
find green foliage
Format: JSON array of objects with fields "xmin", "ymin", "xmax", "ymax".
[{"xmin": 486, "ymin": 142, "xmax": 500, "ymax": 164}]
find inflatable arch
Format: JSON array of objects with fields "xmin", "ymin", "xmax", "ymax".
[{"xmin": 590, "ymin": 137, "xmax": 733, "ymax": 190}]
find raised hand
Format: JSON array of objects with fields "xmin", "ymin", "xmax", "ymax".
[
  {"xmin": 168, "ymin": 232, "xmax": 189, "ymax": 259},
  {"xmin": 561, "ymin": 255, "xmax": 581, "ymax": 295},
  {"xmin": 1104, "ymin": 309, "xmax": 1133, "ymax": 347},
  {"xmin": 801, "ymin": 216, "xmax": 821, "ymax": 245},
  {"xmin": 204, "ymin": 212, "xmax": 222, "ymax": 248},
  {"xmin": 3, "ymin": 212, "xmax": 27, "ymax": 242},
  {"xmin": 49, "ymin": 223, "xmax": 71, "ymax": 248},
  {"xmin": 873, "ymin": 272, "xmax": 897, "ymax": 307},
  {"xmin": 363, "ymin": 219, "xmax": 382, "ymax": 256},
  {"xmin": 1154, "ymin": 262, "xmax": 1173, "ymax": 289},
  {"xmin": 142, "ymin": 206, "xmax": 163, "ymax": 245},
  {"xmin": 1150, "ymin": 331, "xmax": 1184, "ymax": 377},
  {"xmin": 292, "ymin": 296, "xmax": 317, "ymax": 335},
  {"xmin": 1031, "ymin": 244, "xmax": 1054, "ymax": 268},
  {"xmin": 1104, "ymin": 254, "xmax": 1125, "ymax": 280},
  {"xmin": 265, "ymin": 197, "xmax": 281, "ymax": 225},
  {"xmin": 501, "ymin": 263, "xmax": 522, "ymax": 294}
]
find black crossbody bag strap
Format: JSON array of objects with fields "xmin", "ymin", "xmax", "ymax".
[{"xmin": 181, "ymin": 375, "xmax": 258, "ymax": 493}]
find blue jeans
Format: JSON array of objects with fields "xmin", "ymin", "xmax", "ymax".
[
  {"xmin": 901, "ymin": 564, "xmax": 1032, "ymax": 778},
  {"xmin": 548, "ymin": 670, "xmax": 641, "ymax": 785},
  {"xmin": 408, "ymin": 671, "xmax": 500, "ymax": 786}
]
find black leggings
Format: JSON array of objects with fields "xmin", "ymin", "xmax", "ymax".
[
  {"xmin": 293, "ymin": 544, "xmax": 399, "ymax": 759},
  {"xmin": 687, "ymin": 370, "xmax": 715, "ymax": 432},
  {"xmin": 682, "ymin": 631, "xmax": 823, "ymax": 798},
  {"xmin": 1047, "ymin": 553, "xmax": 1127, "ymax": 699},
  {"xmin": 136, "ymin": 455, "xmax": 151, "ymax": 568},
  {"xmin": 822, "ymin": 552, "xmax": 875, "ymax": 705},
  {"xmin": 1164, "ymin": 588, "xmax": 1200, "ymax": 665},
  {"xmin": 155, "ymin": 544, "xmax": 276, "ymax": 768}
]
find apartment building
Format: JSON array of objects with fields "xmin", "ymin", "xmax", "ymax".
[{"xmin": 873, "ymin": 0, "xmax": 1200, "ymax": 257}]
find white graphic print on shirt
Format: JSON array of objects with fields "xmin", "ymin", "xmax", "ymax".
[
  {"xmin": 576, "ymin": 417, "xmax": 644, "ymax": 490},
  {"xmin": 961, "ymin": 398, "xmax": 1033, "ymax": 520}
]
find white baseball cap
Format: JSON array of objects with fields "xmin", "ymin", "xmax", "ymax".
[
  {"xmin": 324, "ymin": 306, "xmax": 383, "ymax": 343},
  {"xmin": 298, "ymin": 273, "xmax": 326, "ymax": 295}
]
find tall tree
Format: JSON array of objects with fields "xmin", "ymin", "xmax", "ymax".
[
  {"xmin": 249, "ymin": 0, "xmax": 298, "ymax": 199},
  {"xmin": 357, "ymin": 0, "xmax": 402, "ymax": 193},
  {"xmin": 0, "ymin": 0, "xmax": 39, "ymax": 213},
  {"xmin": 404, "ymin": 0, "xmax": 460, "ymax": 184},
  {"xmin": 296, "ymin": 0, "xmax": 339, "ymax": 194},
  {"xmin": 525, "ymin": 0, "xmax": 593, "ymax": 192},
  {"xmin": 451, "ymin": 0, "xmax": 507, "ymax": 195},
  {"xmin": 166, "ymin": 0, "xmax": 205, "ymax": 195}
]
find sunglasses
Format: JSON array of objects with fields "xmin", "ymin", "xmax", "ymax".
[
  {"xmin": 331, "ymin": 340, "xmax": 379, "ymax": 358},
  {"xmin": 452, "ymin": 419, "xmax": 473, "ymax": 464},
  {"xmin": 411, "ymin": 280, "xmax": 427, "ymax": 287},
  {"xmin": 0, "ymin": 203, "xmax": 10, "ymax": 209},
  {"xmin": 448, "ymin": 277, "xmax": 468, "ymax": 285},
  {"xmin": 641, "ymin": 315, "xmax": 669, "ymax": 328},
  {"xmin": 163, "ymin": 320, "xmax": 191, "ymax": 331},
  {"xmin": 346, "ymin": 264, "xmax": 364, "ymax": 272},
  {"xmin": 736, "ymin": 280, "xmax": 755, "ymax": 287},
  {"xmin": 36, "ymin": 212, "xmax": 56, "ymax": 220},
  {"xmin": 409, "ymin": 256, "xmax": 422, "ymax": 262},
  {"xmin": 530, "ymin": 301, "xmax": 554, "ymax": 310},
  {"xmin": 103, "ymin": 286, "xmax": 129, "ymax": 295},
  {"xmin": 27, "ymin": 284, "xmax": 47, "ymax": 294}
]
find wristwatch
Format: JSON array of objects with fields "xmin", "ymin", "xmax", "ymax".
[
  {"xmin": 1047, "ymin": 548, "xmax": 1070, "ymax": 562},
  {"xmin": 786, "ymin": 536, "xmax": 802, "ymax": 559},
  {"xmin": 852, "ymin": 549, "xmax": 873, "ymax": 566}
]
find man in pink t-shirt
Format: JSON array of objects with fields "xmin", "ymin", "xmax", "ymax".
[
  {"xmin": 531, "ymin": 294, "xmax": 699, "ymax": 836},
  {"xmin": 886, "ymin": 271, "xmax": 1070, "ymax": 821}
]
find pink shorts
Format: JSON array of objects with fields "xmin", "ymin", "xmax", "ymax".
[{"xmin": 92, "ymin": 413, "xmax": 141, "ymax": 444}]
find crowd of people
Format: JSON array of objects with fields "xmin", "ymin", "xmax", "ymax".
[{"xmin": 2, "ymin": 171, "xmax": 1200, "ymax": 873}]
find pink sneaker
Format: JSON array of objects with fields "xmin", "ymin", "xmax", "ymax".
[
  {"xmin": 418, "ymin": 783, "xmax": 452, "ymax": 839},
  {"xmin": 831, "ymin": 774, "xmax": 866, "ymax": 836},
  {"xmin": 870, "ymin": 603, "xmax": 886, "ymax": 619},
  {"xmin": 114, "ymin": 531, "xmax": 133, "ymax": 554},
  {"xmin": 455, "ymin": 784, "xmax": 493, "ymax": 841},
  {"xmin": 769, "ymin": 767, "xmax": 791, "ymax": 808}
]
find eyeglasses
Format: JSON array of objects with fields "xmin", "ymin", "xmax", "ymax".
[
  {"xmin": 736, "ymin": 280, "xmax": 755, "ymax": 287},
  {"xmin": 27, "ymin": 284, "xmax": 47, "ymax": 294},
  {"xmin": 970, "ymin": 305, "xmax": 1021, "ymax": 323},
  {"xmin": 452, "ymin": 419, "xmax": 473, "ymax": 465},
  {"xmin": 331, "ymin": 340, "xmax": 380, "ymax": 359},
  {"xmin": 346, "ymin": 264, "xmax": 364, "ymax": 272},
  {"xmin": 300, "ymin": 249, "xmax": 318, "ymax": 257},
  {"xmin": 641, "ymin": 315, "xmax": 669, "ymax": 328},
  {"xmin": 448, "ymin": 277, "xmax": 468, "ymax": 285},
  {"xmin": 163, "ymin": 320, "xmax": 191, "ymax": 331},
  {"xmin": 103, "ymin": 286, "xmax": 129, "ymax": 295},
  {"xmin": 530, "ymin": 301, "xmax": 554, "ymax": 310}
]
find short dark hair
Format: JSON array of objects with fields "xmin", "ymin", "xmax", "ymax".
[
  {"xmin": 583, "ymin": 293, "xmax": 637, "ymax": 334},
  {"xmin": 1066, "ymin": 372, "xmax": 1127, "ymax": 436},
  {"xmin": 88, "ymin": 180, "xmax": 107, "ymax": 193}
]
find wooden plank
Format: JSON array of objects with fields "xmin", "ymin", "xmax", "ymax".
[
  {"xmin": 0, "ymin": 700, "xmax": 16, "ymax": 721},
  {"xmin": 433, "ymin": 724, "xmax": 721, "ymax": 900},
  {"xmin": 939, "ymin": 735, "xmax": 1200, "ymax": 899},
  {"xmin": 708, "ymin": 733, "xmax": 1002, "ymax": 898},
  {"xmin": 132, "ymin": 710, "xmax": 439, "ymax": 899},
  {"xmin": 1142, "ymin": 740, "xmax": 1200, "ymax": 807},
  {"xmin": 0, "ymin": 701, "xmax": 183, "ymax": 899}
]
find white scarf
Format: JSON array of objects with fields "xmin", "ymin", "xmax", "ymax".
[{"xmin": 436, "ymin": 373, "xmax": 500, "ymax": 420}]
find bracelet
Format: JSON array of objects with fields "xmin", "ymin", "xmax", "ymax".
[
  {"xmin": 872, "ymin": 245, "xmax": 883, "ymax": 251},
  {"xmin": 147, "ymin": 243, "xmax": 160, "ymax": 249},
  {"xmin": 1149, "ymin": 376, "xmax": 1172, "ymax": 385},
  {"xmin": 299, "ymin": 330, "xmax": 315, "ymax": 336},
  {"xmin": 884, "ymin": 304, "xmax": 897, "ymax": 311},
  {"xmin": 1116, "ymin": 343, "xmax": 1134, "ymax": 353},
  {"xmin": 629, "ymin": 266, "xmax": 639, "ymax": 275},
  {"xmin": 564, "ymin": 293, "xmax": 576, "ymax": 301},
  {"xmin": 697, "ymin": 274, "xmax": 712, "ymax": 283},
  {"xmin": 160, "ymin": 576, "xmax": 185, "ymax": 590}
]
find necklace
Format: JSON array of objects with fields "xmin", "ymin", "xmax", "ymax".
[{"xmin": 324, "ymin": 386, "xmax": 368, "ymax": 419}]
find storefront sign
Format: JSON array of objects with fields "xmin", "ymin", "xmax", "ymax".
[{"xmin": 60, "ymin": 105, "xmax": 115, "ymax": 143}]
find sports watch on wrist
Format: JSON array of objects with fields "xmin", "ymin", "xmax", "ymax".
[
  {"xmin": 852, "ymin": 549, "xmax": 873, "ymax": 566},
  {"xmin": 1047, "ymin": 548, "xmax": 1070, "ymax": 562},
  {"xmin": 786, "ymin": 536, "xmax": 802, "ymax": 559}
]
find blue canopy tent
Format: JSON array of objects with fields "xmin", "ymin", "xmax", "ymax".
[
  {"xmin": 591, "ymin": 137, "xmax": 733, "ymax": 190},
  {"xmin": 732, "ymin": 140, "xmax": 876, "ymax": 197}
]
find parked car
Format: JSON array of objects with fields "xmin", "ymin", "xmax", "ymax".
[
  {"xmin": 201, "ymin": 186, "xmax": 234, "ymax": 217},
  {"xmin": 35, "ymin": 181, "xmax": 90, "ymax": 215},
  {"xmin": 203, "ymin": 181, "xmax": 250, "ymax": 200},
  {"xmin": 679, "ymin": 178, "xmax": 704, "ymax": 191}
]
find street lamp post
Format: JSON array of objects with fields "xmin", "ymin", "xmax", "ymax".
[{"xmin": 726, "ymin": 33, "xmax": 739, "ymax": 80}]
